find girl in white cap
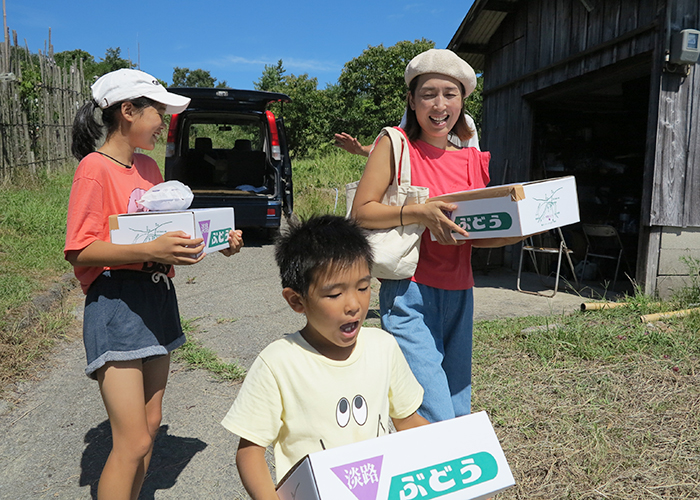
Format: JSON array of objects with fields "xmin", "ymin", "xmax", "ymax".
[
  {"xmin": 65, "ymin": 68, "xmax": 243, "ymax": 499},
  {"xmin": 351, "ymin": 49, "xmax": 524, "ymax": 423}
]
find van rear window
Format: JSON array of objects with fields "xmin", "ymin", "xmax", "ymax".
[{"xmin": 187, "ymin": 119, "xmax": 264, "ymax": 152}]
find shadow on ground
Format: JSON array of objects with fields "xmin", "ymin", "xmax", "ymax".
[{"xmin": 80, "ymin": 422, "xmax": 207, "ymax": 499}]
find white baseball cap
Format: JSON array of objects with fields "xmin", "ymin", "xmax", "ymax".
[{"xmin": 91, "ymin": 68, "xmax": 191, "ymax": 114}]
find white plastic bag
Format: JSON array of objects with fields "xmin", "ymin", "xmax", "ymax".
[{"xmin": 138, "ymin": 180, "xmax": 194, "ymax": 211}]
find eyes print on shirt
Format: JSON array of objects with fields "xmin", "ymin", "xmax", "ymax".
[
  {"xmin": 352, "ymin": 394, "xmax": 368, "ymax": 425},
  {"xmin": 335, "ymin": 395, "xmax": 368, "ymax": 427},
  {"xmin": 336, "ymin": 398, "xmax": 350, "ymax": 427}
]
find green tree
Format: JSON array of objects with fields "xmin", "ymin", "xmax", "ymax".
[
  {"xmin": 464, "ymin": 74, "xmax": 484, "ymax": 137},
  {"xmin": 171, "ymin": 67, "xmax": 227, "ymax": 88},
  {"xmin": 279, "ymin": 73, "xmax": 323, "ymax": 157},
  {"xmin": 250, "ymin": 42, "xmax": 484, "ymax": 158},
  {"xmin": 254, "ymin": 60, "xmax": 285, "ymax": 91},
  {"xmin": 94, "ymin": 47, "xmax": 133, "ymax": 77},
  {"xmin": 18, "ymin": 60, "xmax": 42, "ymax": 135},
  {"xmin": 253, "ymin": 61, "xmax": 322, "ymax": 156},
  {"xmin": 54, "ymin": 49, "xmax": 98, "ymax": 77},
  {"xmin": 335, "ymin": 39, "xmax": 435, "ymax": 140},
  {"xmin": 54, "ymin": 47, "xmax": 132, "ymax": 84}
]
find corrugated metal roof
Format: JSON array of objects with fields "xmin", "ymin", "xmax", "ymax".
[{"xmin": 448, "ymin": 0, "xmax": 522, "ymax": 70}]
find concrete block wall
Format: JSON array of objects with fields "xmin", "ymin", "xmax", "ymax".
[{"xmin": 655, "ymin": 227, "xmax": 700, "ymax": 299}]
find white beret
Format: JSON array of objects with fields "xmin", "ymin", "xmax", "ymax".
[{"xmin": 404, "ymin": 49, "xmax": 477, "ymax": 97}]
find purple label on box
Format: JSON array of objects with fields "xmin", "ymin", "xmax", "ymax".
[
  {"xmin": 198, "ymin": 220, "xmax": 210, "ymax": 244},
  {"xmin": 332, "ymin": 455, "xmax": 383, "ymax": 500}
]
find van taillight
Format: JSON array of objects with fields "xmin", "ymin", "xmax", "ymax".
[
  {"xmin": 165, "ymin": 114, "xmax": 179, "ymax": 157},
  {"xmin": 265, "ymin": 110, "xmax": 281, "ymax": 161}
]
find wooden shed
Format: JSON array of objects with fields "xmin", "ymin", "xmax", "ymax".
[{"xmin": 449, "ymin": 0, "xmax": 700, "ymax": 297}]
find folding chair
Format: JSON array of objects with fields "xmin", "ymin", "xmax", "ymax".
[
  {"xmin": 517, "ymin": 227, "xmax": 578, "ymax": 297},
  {"xmin": 579, "ymin": 223, "xmax": 626, "ymax": 290}
]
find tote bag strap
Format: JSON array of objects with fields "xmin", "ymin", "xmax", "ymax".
[{"xmin": 379, "ymin": 127, "xmax": 412, "ymax": 188}]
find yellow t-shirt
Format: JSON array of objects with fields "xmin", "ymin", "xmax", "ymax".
[{"xmin": 221, "ymin": 327, "xmax": 423, "ymax": 481}]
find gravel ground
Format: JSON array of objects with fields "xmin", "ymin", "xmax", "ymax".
[{"xmin": 0, "ymin": 231, "xmax": 593, "ymax": 499}]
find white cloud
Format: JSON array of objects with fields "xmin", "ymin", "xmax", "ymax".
[{"xmin": 209, "ymin": 55, "xmax": 340, "ymax": 74}]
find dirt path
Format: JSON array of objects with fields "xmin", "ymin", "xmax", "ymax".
[{"xmin": 0, "ymin": 233, "xmax": 589, "ymax": 499}]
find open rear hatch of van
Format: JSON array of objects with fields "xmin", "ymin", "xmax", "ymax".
[{"xmin": 164, "ymin": 88, "xmax": 293, "ymax": 228}]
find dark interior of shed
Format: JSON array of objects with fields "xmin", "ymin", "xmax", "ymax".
[{"xmin": 529, "ymin": 74, "xmax": 651, "ymax": 289}]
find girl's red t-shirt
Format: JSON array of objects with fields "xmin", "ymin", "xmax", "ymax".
[{"xmin": 64, "ymin": 153, "xmax": 174, "ymax": 294}]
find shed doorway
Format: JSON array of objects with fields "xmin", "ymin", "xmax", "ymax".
[{"xmin": 528, "ymin": 68, "xmax": 652, "ymax": 291}]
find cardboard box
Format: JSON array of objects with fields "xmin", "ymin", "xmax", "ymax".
[
  {"xmin": 430, "ymin": 176, "xmax": 579, "ymax": 240},
  {"xmin": 109, "ymin": 207, "xmax": 234, "ymax": 253},
  {"xmin": 276, "ymin": 411, "xmax": 514, "ymax": 500}
]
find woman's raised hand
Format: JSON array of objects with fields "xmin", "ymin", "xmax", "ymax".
[{"xmin": 334, "ymin": 132, "xmax": 370, "ymax": 157}]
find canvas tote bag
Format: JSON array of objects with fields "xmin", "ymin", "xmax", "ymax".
[{"xmin": 345, "ymin": 127, "xmax": 429, "ymax": 280}]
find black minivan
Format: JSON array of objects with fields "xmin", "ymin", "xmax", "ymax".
[{"xmin": 164, "ymin": 88, "xmax": 293, "ymax": 236}]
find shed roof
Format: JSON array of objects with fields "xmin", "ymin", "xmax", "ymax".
[{"xmin": 448, "ymin": 0, "xmax": 523, "ymax": 70}]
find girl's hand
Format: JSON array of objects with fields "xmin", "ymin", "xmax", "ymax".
[
  {"xmin": 149, "ymin": 231, "xmax": 205, "ymax": 265},
  {"xmin": 219, "ymin": 229, "xmax": 244, "ymax": 257},
  {"xmin": 418, "ymin": 201, "xmax": 469, "ymax": 245}
]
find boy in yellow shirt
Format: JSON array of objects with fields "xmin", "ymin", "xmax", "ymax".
[{"xmin": 221, "ymin": 215, "xmax": 428, "ymax": 499}]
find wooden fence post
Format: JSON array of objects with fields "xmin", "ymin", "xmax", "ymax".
[{"xmin": 0, "ymin": 26, "xmax": 85, "ymax": 182}]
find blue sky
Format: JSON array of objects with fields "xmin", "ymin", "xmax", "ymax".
[{"xmin": 7, "ymin": 0, "xmax": 474, "ymax": 89}]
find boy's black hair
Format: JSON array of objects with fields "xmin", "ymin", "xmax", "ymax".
[{"xmin": 275, "ymin": 215, "xmax": 373, "ymax": 296}]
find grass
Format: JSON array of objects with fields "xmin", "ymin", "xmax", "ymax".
[
  {"xmin": 140, "ymin": 141, "xmax": 167, "ymax": 174},
  {"xmin": 0, "ymin": 170, "xmax": 74, "ymax": 319},
  {"xmin": 0, "ymin": 283, "xmax": 80, "ymax": 390},
  {"xmin": 172, "ymin": 318, "xmax": 246, "ymax": 381},
  {"xmin": 0, "ymin": 165, "xmax": 82, "ymax": 389},
  {"xmin": 472, "ymin": 294, "xmax": 700, "ymax": 498},
  {"xmin": 290, "ymin": 149, "xmax": 367, "ymax": 219}
]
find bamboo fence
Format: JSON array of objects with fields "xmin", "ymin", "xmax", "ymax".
[{"xmin": 0, "ymin": 27, "xmax": 86, "ymax": 182}]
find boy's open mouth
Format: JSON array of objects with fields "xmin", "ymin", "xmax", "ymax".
[{"xmin": 340, "ymin": 321, "xmax": 359, "ymax": 335}]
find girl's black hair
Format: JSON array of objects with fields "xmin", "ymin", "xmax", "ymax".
[
  {"xmin": 274, "ymin": 215, "xmax": 373, "ymax": 296},
  {"xmin": 402, "ymin": 76, "xmax": 474, "ymax": 144},
  {"xmin": 71, "ymin": 96, "xmax": 157, "ymax": 160}
]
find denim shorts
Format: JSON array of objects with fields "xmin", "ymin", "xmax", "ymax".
[
  {"xmin": 82, "ymin": 270, "xmax": 185, "ymax": 379},
  {"xmin": 379, "ymin": 279, "xmax": 474, "ymax": 423}
]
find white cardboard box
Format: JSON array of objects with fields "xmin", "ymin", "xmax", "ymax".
[
  {"xmin": 109, "ymin": 207, "xmax": 234, "ymax": 253},
  {"xmin": 430, "ymin": 176, "xmax": 579, "ymax": 240},
  {"xmin": 276, "ymin": 411, "xmax": 514, "ymax": 500}
]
